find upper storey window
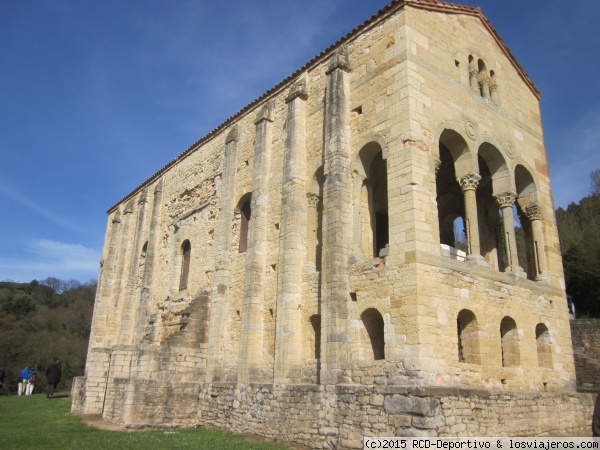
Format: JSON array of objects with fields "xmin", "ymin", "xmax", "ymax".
[
  {"xmin": 468, "ymin": 55, "xmax": 499, "ymax": 105},
  {"xmin": 238, "ymin": 194, "xmax": 252, "ymax": 253}
]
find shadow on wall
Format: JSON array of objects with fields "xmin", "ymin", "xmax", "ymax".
[{"xmin": 570, "ymin": 319, "xmax": 600, "ymax": 393}]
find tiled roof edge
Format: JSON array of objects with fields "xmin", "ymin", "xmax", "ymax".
[{"xmin": 107, "ymin": 0, "xmax": 540, "ymax": 214}]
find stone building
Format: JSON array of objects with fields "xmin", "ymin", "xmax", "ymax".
[{"xmin": 72, "ymin": 0, "xmax": 594, "ymax": 446}]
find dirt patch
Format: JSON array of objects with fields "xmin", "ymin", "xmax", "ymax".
[
  {"xmin": 78, "ymin": 416, "xmax": 312, "ymax": 448},
  {"xmin": 80, "ymin": 414, "xmax": 143, "ymax": 432}
]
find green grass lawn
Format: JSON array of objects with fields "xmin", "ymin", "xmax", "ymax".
[{"xmin": 0, "ymin": 393, "xmax": 292, "ymax": 450}]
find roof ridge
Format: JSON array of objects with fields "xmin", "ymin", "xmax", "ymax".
[{"xmin": 107, "ymin": 0, "xmax": 539, "ymax": 213}]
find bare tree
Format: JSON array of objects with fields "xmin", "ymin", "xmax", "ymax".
[
  {"xmin": 591, "ymin": 169, "xmax": 600, "ymax": 196},
  {"xmin": 40, "ymin": 277, "xmax": 62, "ymax": 294}
]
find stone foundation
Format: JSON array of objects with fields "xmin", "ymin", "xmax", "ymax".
[{"xmin": 72, "ymin": 378, "xmax": 594, "ymax": 448}]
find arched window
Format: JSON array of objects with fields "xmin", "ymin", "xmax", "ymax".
[
  {"xmin": 137, "ymin": 241, "xmax": 148, "ymax": 288},
  {"xmin": 358, "ymin": 142, "xmax": 388, "ymax": 258},
  {"xmin": 437, "ymin": 130, "xmax": 469, "ymax": 253},
  {"xmin": 238, "ymin": 194, "xmax": 252, "ymax": 253},
  {"xmin": 468, "ymin": 55, "xmax": 478, "ymax": 92},
  {"xmin": 490, "ymin": 70, "xmax": 499, "ymax": 105},
  {"xmin": 477, "ymin": 59, "xmax": 491, "ymax": 99},
  {"xmin": 514, "ymin": 165, "xmax": 547, "ymax": 281},
  {"xmin": 500, "ymin": 317, "xmax": 520, "ymax": 367},
  {"xmin": 310, "ymin": 314, "xmax": 321, "ymax": 360},
  {"xmin": 307, "ymin": 167, "xmax": 324, "ymax": 270},
  {"xmin": 361, "ymin": 308, "xmax": 385, "ymax": 360},
  {"xmin": 179, "ymin": 240, "xmax": 191, "ymax": 291},
  {"xmin": 535, "ymin": 323, "xmax": 553, "ymax": 369},
  {"xmin": 457, "ymin": 309, "xmax": 481, "ymax": 364}
]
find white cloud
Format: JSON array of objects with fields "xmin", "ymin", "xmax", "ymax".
[
  {"xmin": 0, "ymin": 239, "xmax": 101, "ymax": 283},
  {"xmin": 0, "ymin": 180, "xmax": 90, "ymax": 235}
]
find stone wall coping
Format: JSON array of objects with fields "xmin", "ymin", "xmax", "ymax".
[{"xmin": 411, "ymin": 249, "xmax": 562, "ymax": 296}]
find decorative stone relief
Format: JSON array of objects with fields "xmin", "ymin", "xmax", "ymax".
[
  {"xmin": 465, "ymin": 121, "xmax": 477, "ymax": 140},
  {"xmin": 458, "ymin": 172, "xmax": 481, "ymax": 191}
]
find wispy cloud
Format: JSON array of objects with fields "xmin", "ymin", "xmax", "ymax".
[
  {"xmin": 0, "ymin": 180, "xmax": 90, "ymax": 235},
  {"xmin": 0, "ymin": 239, "xmax": 101, "ymax": 283}
]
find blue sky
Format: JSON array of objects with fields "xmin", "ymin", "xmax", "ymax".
[{"xmin": 1, "ymin": 0, "xmax": 599, "ymax": 283}]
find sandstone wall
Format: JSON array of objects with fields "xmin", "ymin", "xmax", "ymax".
[
  {"xmin": 571, "ymin": 320, "xmax": 600, "ymax": 393},
  {"xmin": 74, "ymin": 1, "xmax": 588, "ymax": 448},
  {"xmin": 72, "ymin": 377, "xmax": 594, "ymax": 448}
]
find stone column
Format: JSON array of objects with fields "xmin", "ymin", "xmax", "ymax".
[
  {"xmin": 490, "ymin": 80, "xmax": 499, "ymax": 105},
  {"xmin": 274, "ymin": 79, "xmax": 308, "ymax": 383},
  {"xmin": 118, "ymin": 189, "xmax": 148, "ymax": 345},
  {"xmin": 494, "ymin": 191, "xmax": 523, "ymax": 274},
  {"xmin": 239, "ymin": 102, "xmax": 274, "ymax": 383},
  {"xmin": 207, "ymin": 128, "xmax": 238, "ymax": 382},
  {"xmin": 88, "ymin": 212, "xmax": 120, "ymax": 348},
  {"xmin": 107, "ymin": 199, "xmax": 134, "ymax": 345},
  {"xmin": 134, "ymin": 180, "xmax": 163, "ymax": 344},
  {"xmin": 469, "ymin": 59, "xmax": 479, "ymax": 93},
  {"xmin": 525, "ymin": 203, "xmax": 548, "ymax": 281},
  {"xmin": 352, "ymin": 173, "xmax": 364, "ymax": 253},
  {"xmin": 321, "ymin": 47, "xmax": 353, "ymax": 384},
  {"xmin": 479, "ymin": 74, "xmax": 491, "ymax": 100},
  {"xmin": 458, "ymin": 172, "xmax": 485, "ymax": 264},
  {"xmin": 306, "ymin": 193, "xmax": 320, "ymax": 271}
]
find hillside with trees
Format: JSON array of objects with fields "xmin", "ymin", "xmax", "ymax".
[
  {"xmin": 555, "ymin": 169, "xmax": 600, "ymax": 318},
  {"xmin": 0, "ymin": 173, "xmax": 598, "ymax": 396},
  {"xmin": 0, "ymin": 278, "xmax": 96, "ymax": 394}
]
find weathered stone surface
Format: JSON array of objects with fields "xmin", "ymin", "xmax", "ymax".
[
  {"xmin": 384, "ymin": 395, "xmax": 441, "ymax": 416},
  {"xmin": 72, "ymin": 1, "xmax": 593, "ymax": 448}
]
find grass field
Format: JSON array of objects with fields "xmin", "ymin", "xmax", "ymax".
[{"xmin": 0, "ymin": 392, "xmax": 292, "ymax": 450}]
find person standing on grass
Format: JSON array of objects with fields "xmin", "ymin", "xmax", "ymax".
[
  {"xmin": 25, "ymin": 366, "xmax": 37, "ymax": 395},
  {"xmin": 45, "ymin": 358, "xmax": 61, "ymax": 399},
  {"xmin": 18, "ymin": 365, "xmax": 37, "ymax": 395}
]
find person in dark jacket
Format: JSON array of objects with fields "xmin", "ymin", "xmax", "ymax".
[
  {"xmin": 45, "ymin": 358, "xmax": 61, "ymax": 399},
  {"xmin": 0, "ymin": 366, "xmax": 5, "ymax": 389},
  {"xmin": 593, "ymin": 393, "xmax": 600, "ymax": 439}
]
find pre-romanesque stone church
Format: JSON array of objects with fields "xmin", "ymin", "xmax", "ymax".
[{"xmin": 72, "ymin": 0, "xmax": 594, "ymax": 447}]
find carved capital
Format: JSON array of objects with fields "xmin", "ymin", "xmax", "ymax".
[
  {"xmin": 225, "ymin": 126, "xmax": 238, "ymax": 144},
  {"xmin": 458, "ymin": 172, "xmax": 481, "ymax": 192},
  {"xmin": 326, "ymin": 46, "xmax": 351, "ymax": 74},
  {"xmin": 478, "ymin": 74, "xmax": 490, "ymax": 86},
  {"xmin": 525, "ymin": 203, "xmax": 543, "ymax": 221},
  {"xmin": 307, "ymin": 193, "xmax": 320, "ymax": 208},
  {"xmin": 494, "ymin": 191, "xmax": 517, "ymax": 209},
  {"xmin": 489, "ymin": 81, "xmax": 498, "ymax": 92},
  {"xmin": 286, "ymin": 77, "xmax": 308, "ymax": 103},
  {"xmin": 433, "ymin": 157, "xmax": 442, "ymax": 175}
]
